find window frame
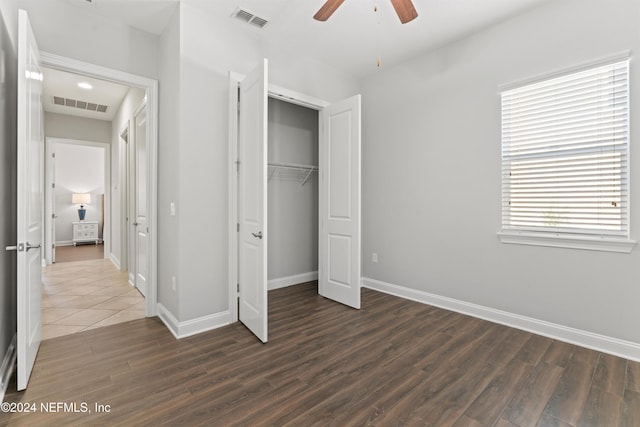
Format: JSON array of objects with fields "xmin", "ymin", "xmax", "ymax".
[{"xmin": 497, "ymin": 55, "xmax": 636, "ymax": 253}]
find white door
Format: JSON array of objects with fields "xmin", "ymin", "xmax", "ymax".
[
  {"xmin": 319, "ymin": 95, "xmax": 362, "ymax": 309},
  {"xmin": 238, "ymin": 59, "xmax": 268, "ymax": 342},
  {"xmin": 133, "ymin": 105, "xmax": 148, "ymax": 296},
  {"xmin": 15, "ymin": 9, "xmax": 44, "ymax": 391}
]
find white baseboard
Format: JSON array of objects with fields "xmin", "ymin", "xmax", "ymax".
[
  {"xmin": 109, "ymin": 254, "xmax": 121, "ymax": 270},
  {"xmin": 157, "ymin": 304, "xmax": 231, "ymax": 339},
  {"xmin": 362, "ymin": 277, "xmax": 640, "ymax": 362},
  {"xmin": 1, "ymin": 334, "xmax": 16, "ymax": 403},
  {"xmin": 268, "ymin": 271, "xmax": 318, "ymax": 291},
  {"xmin": 55, "ymin": 241, "xmax": 73, "ymax": 247}
]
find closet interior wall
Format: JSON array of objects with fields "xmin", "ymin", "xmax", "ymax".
[{"xmin": 267, "ymin": 98, "xmax": 319, "ymax": 286}]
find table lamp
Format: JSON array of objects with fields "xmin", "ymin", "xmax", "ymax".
[{"xmin": 72, "ymin": 193, "xmax": 91, "ymax": 221}]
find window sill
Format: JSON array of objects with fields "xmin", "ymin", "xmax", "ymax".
[{"xmin": 497, "ymin": 230, "xmax": 637, "ymax": 253}]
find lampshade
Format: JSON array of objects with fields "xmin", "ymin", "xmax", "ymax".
[{"xmin": 72, "ymin": 193, "xmax": 91, "ymax": 205}]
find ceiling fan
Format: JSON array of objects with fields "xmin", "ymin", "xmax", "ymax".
[{"xmin": 314, "ymin": 0, "xmax": 418, "ymax": 24}]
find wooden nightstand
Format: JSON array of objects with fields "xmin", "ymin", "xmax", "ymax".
[{"xmin": 72, "ymin": 221, "xmax": 99, "ymax": 245}]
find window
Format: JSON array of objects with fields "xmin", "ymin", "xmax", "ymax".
[{"xmin": 499, "ymin": 58, "xmax": 635, "ymax": 252}]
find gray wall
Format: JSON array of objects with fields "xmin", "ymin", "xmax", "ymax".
[
  {"xmin": 44, "ymin": 112, "xmax": 111, "ymax": 143},
  {"xmin": 18, "ymin": 0, "xmax": 160, "ymax": 81},
  {"xmin": 0, "ymin": 0, "xmax": 17, "ymax": 395},
  {"xmin": 361, "ymin": 0, "xmax": 640, "ymax": 344},
  {"xmin": 157, "ymin": 7, "xmax": 180, "ymax": 317},
  {"xmin": 267, "ymin": 98, "xmax": 318, "ymax": 281}
]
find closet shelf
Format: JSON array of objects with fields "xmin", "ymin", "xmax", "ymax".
[{"xmin": 268, "ymin": 162, "xmax": 318, "ymax": 187}]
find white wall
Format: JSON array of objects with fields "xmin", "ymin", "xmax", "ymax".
[
  {"xmin": 53, "ymin": 143, "xmax": 105, "ymax": 244},
  {"xmin": 361, "ymin": 0, "xmax": 640, "ymax": 345},
  {"xmin": 0, "ymin": 0, "xmax": 17, "ymax": 394},
  {"xmin": 267, "ymin": 98, "xmax": 318, "ymax": 281},
  {"xmin": 110, "ymin": 87, "xmax": 145, "ymax": 268},
  {"xmin": 44, "ymin": 112, "xmax": 111, "ymax": 143}
]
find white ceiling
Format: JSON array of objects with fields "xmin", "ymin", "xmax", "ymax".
[
  {"xmin": 197, "ymin": 0, "xmax": 552, "ymax": 77},
  {"xmin": 42, "ymin": 67, "xmax": 131, "ymax": 121},
  {"xmin": 58, "ymin": 0, "xmax": 550, "ymax": 78},
  {"xmin": 48, "ymin": 0, "xmax": 551, "ymax": 116}
]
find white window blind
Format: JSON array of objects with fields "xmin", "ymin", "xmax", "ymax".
[{"xmin": 501, "ymin": 59, "xmax": 629, "ymax": 238}]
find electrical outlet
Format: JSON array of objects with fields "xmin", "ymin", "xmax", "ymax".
[
  {"xmin": 172, "ymin": 276, "xmax": 176, "ymax": 291},
  {"xmin": 372, "ymin": 253, "xmax": 378, "ymax": 263}
]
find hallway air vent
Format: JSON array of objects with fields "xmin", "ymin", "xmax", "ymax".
[
  {"xmin": 231, "ymin": 7, "xmax": 269, "ymax": 28},
  {"xmin": 53, "ymin": 96, "xmax": 108, "ymax": 113}
]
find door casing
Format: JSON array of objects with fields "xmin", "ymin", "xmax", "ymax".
[
  {"xmin": 227, "ymin": 70, "xmax": 330, "ymax": 323},
  {"xmin": 40, "ymin": 51, "xmax": 159, "ymax": 316},
  {"xmin": 44, "ymin": 138, "xmax": 110, "ymax": 265}
]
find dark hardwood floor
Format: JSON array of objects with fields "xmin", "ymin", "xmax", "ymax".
[{"xmin": 3, "ymin": 282, "xmax": 640, "ymax": 426}]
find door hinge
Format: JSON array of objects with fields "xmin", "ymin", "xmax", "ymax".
[
  {"xmin": 237, "ymin": 283, "xmax": 240, "ymax": 293},
  {"xmin": 235, "ymin": 160, "xmax": 240, "ymax": 172},
  {"xmin": 51, "ymin": 182, "xmax": 55, "ymax": 189},
  {"xmin": 52, "ymin": 152, "xmax": 55, "ymax": 158},
  {"xmin": 51, "ymin": 213, "xmax": 55, "ymax": 219},
  {"xmin": 237, "ymin": 223, "xmax": 240, "ymax": 232}
]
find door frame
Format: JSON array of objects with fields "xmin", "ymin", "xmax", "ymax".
[
  {"xmin": 227, "ymin": 70, "xmax": 329, "ymax": 323},
  {"xmin": 44, "ymin": 138, "xmax": 110, "ymax": 263},
  {"xmin": 41, "ymin": 51, "xmax": 159, "ymax": 316}
]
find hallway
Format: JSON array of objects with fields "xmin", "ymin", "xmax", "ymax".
[{"xmin": 41, "ymin": 257, "xmax": 145, "ymax": 340}]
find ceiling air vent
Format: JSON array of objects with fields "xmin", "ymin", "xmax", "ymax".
[
  {"xmin": 53, "ymin": 96, "xmax": 108, "ymax": 113},
  {"xmin": 231, "ymin": 7, "xmax": 269, "ymax": 28}
]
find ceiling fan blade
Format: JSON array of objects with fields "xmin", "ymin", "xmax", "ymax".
[
  {"xmin": 390, "ymin": 0, "xmax": 418, "ymax": 24},
  {"xmin": 313, "ymin": 0, "xmax": 346, "ymax": 21}
]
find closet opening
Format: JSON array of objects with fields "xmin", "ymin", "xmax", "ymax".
[
  {"xmin": 229, "ymin": 61, "xmax": 362, "ymax": 343},
  {"xmin": 266, "ymin": 97, "xmax": 319, "ymax": 293}
]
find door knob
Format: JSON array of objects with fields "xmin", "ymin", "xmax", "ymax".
[
  {"xmin": 5, "ymin": 243, "xmax": 38, "ymax": 252},
  {"xmin": 133, "ymin": 222, "xmax": 139, "ymax": 226},
  {"xmin": 26, "ymin": 242, "xmax": 41, "ymax": 251},
  {"xmin": 251, "ymin": 231, "xmax": 263, "ymax": 239}
]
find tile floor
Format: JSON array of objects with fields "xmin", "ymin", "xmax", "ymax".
[{"xmin": 42, "ymin": 258, "xmax": 145, "ymax": 340}]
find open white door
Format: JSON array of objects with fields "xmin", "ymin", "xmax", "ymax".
[
  {"xmin": 16, "ymin": 9, "xmax": 44, "ymax": 390},
  {"xmin": 319, "ymin": 95, "xmax": 362, "ymax": 309},
  {"xmin": 238, "ymin": 59, "xmax": 268, "ymax": 342},
  {"xmin": 133, "ymin": 105, "xmax": 148, "ymax": 296}
]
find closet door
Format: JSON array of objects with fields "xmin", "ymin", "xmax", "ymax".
[
  {"xmin": 319, "ymin": 95, "xmax": 361, "ymax": 309},
  {"xmin": 238, "ymin": 59, "xmax": 269, "ymax": 342}
]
